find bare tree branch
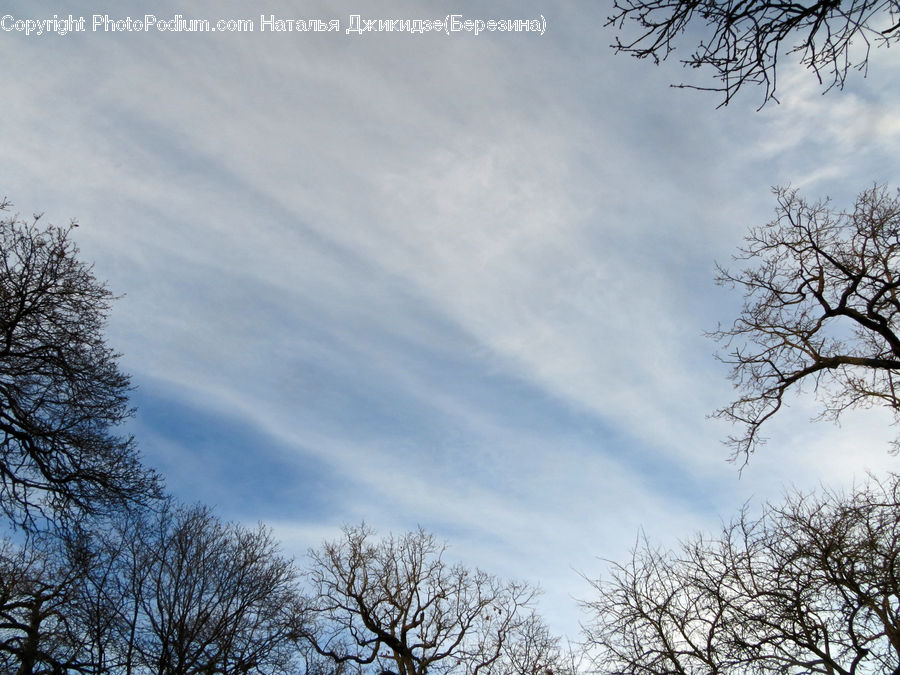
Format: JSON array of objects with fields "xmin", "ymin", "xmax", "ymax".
[
  {"xmin": 710, "ymin": 184, "xmax": 900, "ymax": 462},
  {"xmin": 606, "ymin": 0, "xmax": 900, "ymax": 106}
]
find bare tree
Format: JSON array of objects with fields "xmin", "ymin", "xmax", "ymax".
[
  {"xmin": 710, "ymin": 184, "xmax": 900, "ymax": 462},
  {"xmin": 582, "ymin": 473, "xmax": 900, "ymax": 674},
  {"xmin": 606, "ymin": 0, "xmax": 900, "ymax": 106},
  {"xmin": 62, "ymin": 508, "xmax": 157, "ymax": 675},
  {"xmin": 124, "ymin": 503, "xmax": 303, "ymax": 675},
  {"xmin": 0, "ymin": 536, "xmax": 95, "ymax": 675},
  {"xmin": 11, "ymin": 503, "xmax": 306, "ymax": 675},
  {"xmin": 0, "ymin": 200, "xmax": 160, "ymax": 528},
  {"xmin": 302, "ymin": 525, "xmax": 554, "ymax": 675},
  {"xmin": 493, "ymin": 613, "xmax": 573, "ymax": 675}
]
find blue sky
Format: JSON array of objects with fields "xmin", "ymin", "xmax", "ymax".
[{"xmin": 3, "ymin": 0, "xmax": 900, "ymax": 639}]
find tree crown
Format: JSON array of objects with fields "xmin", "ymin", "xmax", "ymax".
[
  {"xmin": 711, "ymin": 184, "xmax": 900, "ymax": 462},
  {"xmin": 0, "ymin": 200, "xmax": 160, "ymax": 528}
]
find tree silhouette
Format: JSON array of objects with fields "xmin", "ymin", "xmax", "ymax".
[
  {"xmin": 607, "ymin": 0, "xmax": 900, "ymax": 106},
  {"xmin": 584, "ymin": 473, "xmax": 900, "ymax": 674},
  {"xmin": 302, "ymin": 525, "xmax": 562, "ymax": 675},
  {"xmin": 0, "ymin": 200, "xmax": 160, "ymax": 528},
  {"xmin": 711, "ymin": 185, "xmax": 900, "ymax": 461}
]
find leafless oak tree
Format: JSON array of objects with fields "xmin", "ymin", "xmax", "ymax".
[
  {"xmin": 711, "ymin": 185, "xmax": 900, "ymax": 462},
  {"xmin": 0, "ymin": 200, "xmax": 160, "ymax": 528},
  {"xmin": 583, "ymin": 472, "xmax": 900, "ymax": 674},
  {"xmin": 606, "ymin": 0, "xmax": 900, "ymax": 106},
  {"xmin": 302, "ymin": 525, "xmax": 559, "ymax": 675}
]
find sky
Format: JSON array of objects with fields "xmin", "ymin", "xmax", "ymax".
[{"xmin": 2, "ymin": 0, "xmax": 900, "ymax": 642}]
